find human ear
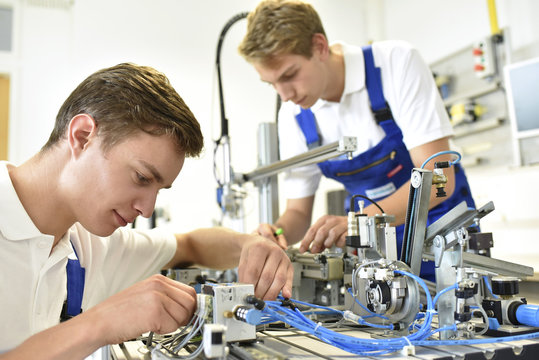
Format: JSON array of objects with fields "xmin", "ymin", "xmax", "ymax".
[
  {"xmin": 67, "ymin": 114, "xmax": 97, "ymax": 158},
  {"xmin": 311, "ymin": 33, "xmax": 330, "ymax": 60}
]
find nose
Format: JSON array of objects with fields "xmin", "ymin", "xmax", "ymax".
[
  {"xmin": 274, "ymin": 82, "xmax": 294, "ymax": 102},
  {"xmin": 134, "ymin": 190, "xmax": 158, "ymax": 218}
]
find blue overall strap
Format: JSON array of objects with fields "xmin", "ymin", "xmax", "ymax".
[
  {"xmin": 362, "ymin": 45, "xmax": 394, "ymax": 123},
  {"xmin": 295, "ymin": 108, "xmax": 322, "ymax": 149},
  {"xmin": 63, "ymin": 244, "xmax": 85, "ymax": 319}
]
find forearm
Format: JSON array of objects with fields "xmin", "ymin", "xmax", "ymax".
[
  {"xmin": 363, "ymin": 166, "xmax": 456, "ymax": 226},
  {"xmin": 362, "ymin": 181, "xmax": 411, "ymax": 225},
  {"xmin": 172, "ymin": 228, "xmax": 293, "ymax": 300},
  {"xmin": 173, "ymin": 227, "xmax": 249, "ymax": 270},
  {"xmin": 1, "ymin": 314, "xmax": 104, "ymax": 360},
  {"xmin": 275, "ymin": 208, "xmax": 311, "ymax": 246}
]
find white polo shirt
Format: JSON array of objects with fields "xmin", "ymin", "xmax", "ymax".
[
  {"xmin": 278, "ymin": 40, "xmax": 453, "ymax": 199},
  {"xmin": 0, "ymin": 161, "xmax": 177, "ymax": 351}
]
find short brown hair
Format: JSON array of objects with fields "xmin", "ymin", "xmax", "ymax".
[
  {"xmin": 238, "ymin": 0, "xmax": 326, "ymax": 65},
  {"xmin": 42, "ymin": 63, "xmax": 203, "ymax": 157}
]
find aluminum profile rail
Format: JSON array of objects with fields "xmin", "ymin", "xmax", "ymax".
[{"xmin": 242, "ymin": 136, "xmax": 357, "ymax": 184}]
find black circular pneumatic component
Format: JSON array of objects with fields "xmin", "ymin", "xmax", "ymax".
[
  {"xmin": 492, "ymin": 277, "xmax": 519, "ymax": 296},
  {"xmin": 455, "ymin": 283, "xmax": 478, "ymax": 299},
  {"xmin": 454, "ymin": 305, "xmax": 472, "ymax": 322},
  {"xmin": 507, "ymin": 300, "xmax": 525, "ymax": 325},
  {"xmin": 366, "ymin": 280, "xmax": 392, "ymax": 312}
]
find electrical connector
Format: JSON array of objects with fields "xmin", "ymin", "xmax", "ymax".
[
  {"xmin": 400, "ymin": 344, "xmax": 415, "ymax": 356},
  {"xmin": 196, "ymin": 294, "xmax": 213, "ymax": 320},
  {"xmin": 203, "ymin": 324, "xmax": 228, "ymax": 358}
]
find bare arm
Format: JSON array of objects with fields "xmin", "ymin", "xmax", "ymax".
[
  {"xmin": 165, "ymin": 227, "xmax": 247, "ymax": 270},
  {"xmin": 165, "ymin": 227, "xmax": 293, "ymax": 300},
  {"xmin": 276, "ymin": 196, "xmax": 314, "ymax": 245},
  {"xmin": 299, "ymin": 137, "xmax": 456, "ymax": 253},
  {"xmin": 255, "ymin": 196, "xmax": 314, "ymax": 248},
  {"xmin": 0, "ymin": 316, "xmax": 103, "ymax": 360},
  {"xmin": 361, "ymin": 137, "xmax": 456, "ymax": 224},
  {"xmin": 0, "ymin": 275, "xmax": 196, "ymax": 360}
]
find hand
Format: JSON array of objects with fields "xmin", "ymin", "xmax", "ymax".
[
  {"xmin": 254, "ymin": 223, "xmax": 288, "ymax": 250},
  {"xmin": 299, "ymin": 215, "xmax": 347, "ymax": 253},
  {"xmin": 237, "ymin": 235, "xmax": 293, "ymax": 300},
  {"xmin": 0, "ymin": 275, "xmax": 197, "ymax": 360},
  {"xmin": 84, "ymin": 274, "xmax": 197, "ymax": 345}
]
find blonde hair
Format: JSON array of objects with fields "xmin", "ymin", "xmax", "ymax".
[{"xmin": 238, "ymin": 0, "xmax": 326, "ymax": 65}]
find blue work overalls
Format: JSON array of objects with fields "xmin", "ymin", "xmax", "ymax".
[
  {"xmin": 295, "ymin": 45, "xmax": 476, "ymax": 281},
  {"xmin": 61, "ymin": 243, "xmax": 85, "ymax": 321}
]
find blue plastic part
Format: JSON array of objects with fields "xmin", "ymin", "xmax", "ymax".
[
  {"xmin": 216, "ymin": 187, "xmax": 223, "ymax": 207},
  {"xmin": 516, "ymin": 304, "xmax": 539, "ymax": 327},
  {"xmin": 244, "ymin": 309, "xmax": 262, "ymax": 325},
  {"xmin": 488, "ymin": 317, "xmax": 501, "ymax": 330}
]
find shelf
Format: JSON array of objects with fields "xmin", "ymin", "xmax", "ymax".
[
  {"xmin": 443, "ymin": 82, "xmax": 501, "ymax": 106},
  {"xmin": 453, "ymin": 117, "xmax": 505, "ymax": 138}
]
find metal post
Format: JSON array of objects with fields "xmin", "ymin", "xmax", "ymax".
[
  {"xmin": 257, "ymin": 123, "xmax": 280, "ymax": 224},
  {"xmin": 401, "ymin": 168, "xmax": 433, "ymax": 276}
]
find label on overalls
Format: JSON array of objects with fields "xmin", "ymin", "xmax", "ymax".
[{"xmin": 365, "ymin": 182, "xmax": 396, "ymax": 199}]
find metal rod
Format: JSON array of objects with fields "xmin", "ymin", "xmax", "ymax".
[
  {"xmin": 425, "ymin": 252, "xmax": 534, "ymax": 278},
  {"xmin": 401, "ymin": 168, "xmax": 433, "ymax": 275},
  {"xmin": 242, "ymin": 137, "xmax": 357, "ymax": 183}
]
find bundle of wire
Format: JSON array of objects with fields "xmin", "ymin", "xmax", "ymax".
[
  {"xmin": 142, "ymin": 297, "xmax": 208, "ymax": 359},
  {"xmin": 258, "ymin": 270, "xmax": 539, "ymax": 357}
]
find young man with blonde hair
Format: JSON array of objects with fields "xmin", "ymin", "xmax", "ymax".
[
  {"xmin": 0, "ymin": 63, "xmax": 292, "ymax": 359},
  {"xmin": 239, "ymin": 0, "xmax": 476, "ymax": 280}
]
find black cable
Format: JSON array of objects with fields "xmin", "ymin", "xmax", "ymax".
[
  {"xmin": 349, "ymin": 194, "xmax": 385, "ymax": 214},
  {"xmin": 213, "ymin": 12, "xmax": 248, "ymax": 188},
  {"xmin": 213, "ymin": 143, "xmax": 223, "ymax": 187},
  {"xmin": 215, "ymin": 12, "xmax": 249, "ymax": 140}
]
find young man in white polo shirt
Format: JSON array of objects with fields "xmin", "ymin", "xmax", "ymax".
[{"xmin": 0, "ymin": 63, "xmax": 293, "ymax": 359}]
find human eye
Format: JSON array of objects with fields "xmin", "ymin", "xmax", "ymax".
[
  {"xmin": 282, "ymin": 69, "xmax": 298, "ymax": 81},
  {"xmin": 135, "ymin": 171, "xmax": 152, "ymax": 185}
]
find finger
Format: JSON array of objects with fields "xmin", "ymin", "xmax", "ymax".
[
  {"xmin": 151, "ymin": 291, "xmax": 191, "ymax": 334},
  {"xmin": 259, "ymin": 256, "xmax": 291, "ymax": 300},
  {"xmin": 322, "ymin": 227, "xmax": 338, "ymax": 248},
  {"xmin": 257, "ymin": 223, "xmax": 276, "ymax": 240},
  {"xmin": 264, "ymin": 257, "xmax": 294, "ymax": 300},
  {"xmin": 276, "ymin": 235, "xmax": 288, "ymax": 249},
  {"xmin": 309, "ymin": 225, "xmax": 329, "ymax": 253},
  {"xmin": 252, "ymin": 251, "xmax": 280, "ymax": 299},
  {"xmin": 302, "ymin": 215, "xmax": 332, "ymax": 253},
  {"xmin": 323, "ymin": 221, "xmax": 347, "ymax": 248},
  {"xmin": 238, "ymin": 245, "xmax": 264, "ymax": 287},
  {"xmin": 152, "ymin": 275, "xmax": 198, "ymax": 303},
  {"xmin": 281, "ymin": 262, "xmax": 294, "ymax": 299},
  {"xmin": 124, "ymin": 277, "xmax": 197, "ymax": 336},
  {"xmin": 148, "ymin": 276, "xmax": 197, "ymax": 321},
  {"xmin": 299, "ymin": 226, "xmax": 317, "ymax": 253},
  {"xmin": 336, "ymin": 232, "xmax": 347, "ymax": 247}
]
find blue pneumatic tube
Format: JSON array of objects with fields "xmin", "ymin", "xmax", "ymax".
[{"xmin": 516, "ymin": 304, "xmax": 539, "ymax": 328}]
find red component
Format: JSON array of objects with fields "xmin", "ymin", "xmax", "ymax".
[
  {"xmin": 473, "ymin": 48, "xmax": 484, "ymax": 56},
  {"xmin": 474, "ymin": 64, "xmax": 485, "ymax": 71},
  {"xmin": 387, "ymin": 164, "xmax": 403, "ymax": 178}
]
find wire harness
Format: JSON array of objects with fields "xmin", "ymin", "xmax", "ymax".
[{"xmin": 142, "ymin": 294, "xmax": 212, "ymax": 359}]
